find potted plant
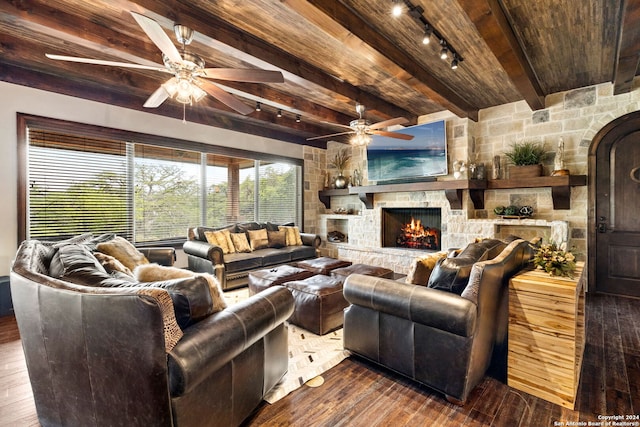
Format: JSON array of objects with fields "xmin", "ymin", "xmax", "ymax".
[
  {"xmin": 329, "ymin": 148, "xmax": 351, "ymax": 188},
  {"xmin": 504, "ymin": 140, "xmax": 547, "ymax": 178}
]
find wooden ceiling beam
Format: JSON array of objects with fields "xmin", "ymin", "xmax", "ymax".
[
  {"xmin": 293, "ymin": 0, "xmax": 478, "ymax": 121},
  {"xmin": 613, "ymin": 0, "xmax": 640, "ymax": 95},
  {"xmin": 0, "ymin": 0, "xmax": 353, "ymax": 130},
  {"xmin": 116, "ymin": 0, "xmax": 416, "ymax": 122},
  {"xmin": 457, "ymin": 0, "xmax": 545, "ymax": 111}
]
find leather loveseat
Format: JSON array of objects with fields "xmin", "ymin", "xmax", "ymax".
[
  {"xmin": 10, "ymin": 234, "xmax": 294, "ymax": 427},
  {"xmin": 343, "ymin": 238, "xmax": 534, "ymax": 404},
  {"xmin": 184, "ymin": 222, "xmax": 321, "ymax": 290}
]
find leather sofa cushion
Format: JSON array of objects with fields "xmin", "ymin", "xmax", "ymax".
[
  {"xmin": 224, "ymin": 252, "xmax": 264, "ymax": 273},
  {"xmin": 281, "ymin": 244, "xmax": 316, "ymax": 261},
  {"xmin": 427, "ymin": 239, "xmax": 505, "ymax": 295}
]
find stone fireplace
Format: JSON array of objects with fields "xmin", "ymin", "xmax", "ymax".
[{"xmin": 382, "ymin": 208, "xmax": 442, "ymax": 251}]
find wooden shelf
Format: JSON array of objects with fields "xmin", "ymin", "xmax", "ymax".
[
  {"xmin": 488, "ymin": 175, "xmax": 587, "ymax": 209},
  {"xmin": 349, "ymin": 180, "xmax": 485, "ymax": 210},
  {"xmin": 317, "ymin": 175, "xmax": 587, "ymax": 210}
]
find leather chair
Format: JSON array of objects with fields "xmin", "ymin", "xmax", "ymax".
[
  {"xmin": 343, "ymin": 239, "xmax": 534, "ymax": 404},
  {"xmin": 10, "ymin": 238, "xmax": 294, "ymax": 426}
]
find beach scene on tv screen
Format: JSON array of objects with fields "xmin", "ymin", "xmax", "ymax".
[{"xmin": 367, "ymin": 120, "xmax": 447, "ymax": 182}]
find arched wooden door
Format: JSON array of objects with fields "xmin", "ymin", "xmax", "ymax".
[{"xmin": 591, "ymin": 111, "xmax": 640, "ymax": 296}]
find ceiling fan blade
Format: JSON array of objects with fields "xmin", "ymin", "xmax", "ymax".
[
  {"xmin": 130, "ymin": 11, "xmax": 183, "ymax": 64},
  {"xmin": 45, "ymin": 54, "xmax": 167, "ymax": 71},
  {"xmin": 306, "ymin": 131, "xmax": 354, "ymax": 141},
  {"xmin": 369, "ymin": 117, "xmax": 410, "ymax": 130},
  {"xmin": 370, "ymin": 130, "xmax": 414, "ymax": 140},
  {"xmin": 201, "ymin": 68, "xmax": 285, "ymax": 83},
  {"xmin": 197, "ymin": 79, "xmax": 254, "ymax": 115},
  {"xmin": 143, "ymin": 84, "xmax": 170, "ymax": 108}
]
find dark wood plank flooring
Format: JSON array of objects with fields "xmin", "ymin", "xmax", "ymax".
[{"xmin": 1, "ymin": 293, "xmax": 638, "ymax": 427}]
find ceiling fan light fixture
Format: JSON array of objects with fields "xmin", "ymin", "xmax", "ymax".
[{"xmin": 351, "ymin": 133, "xmax": 372, "ymax": 146}]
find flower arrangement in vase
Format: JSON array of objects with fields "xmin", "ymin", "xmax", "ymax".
[{"xmin": 531, "ymin": 242, "xmax": 577, "ymax": 278}]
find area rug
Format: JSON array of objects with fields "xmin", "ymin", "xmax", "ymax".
[{"xmin": 224, "ymin": 288, "xmax": 349, "ymax": 404}]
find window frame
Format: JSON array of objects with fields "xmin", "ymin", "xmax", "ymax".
[{"xmin": 17, "ymin": 114, "xmax": 305, "ymax": 246}]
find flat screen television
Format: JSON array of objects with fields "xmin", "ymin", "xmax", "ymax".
[{"xmin": 367, "ymin": 120, "xmax": 447, "ymax": 183}]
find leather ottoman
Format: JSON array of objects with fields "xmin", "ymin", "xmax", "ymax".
[
  {"xmin": 331, "ymin": 263, "xmax": 394, "ymax": 280},
  {"xmin": 248, "ymin": 265, "xmax": 315, "ymax": 295},
  {"xmin": 285, "ymin": 274, "xmax": 349, "ymax": 335},
  {"xmin": 296, "ymin": 256, "xmax": 352, "ymax": 275}
]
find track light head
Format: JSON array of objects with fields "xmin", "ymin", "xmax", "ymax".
[
  {"xmin": 422, "ymin": 25, "xmax": 432, "ymax": 45},
  {"xmin": 255, "ymin": 102, "xmax": 261, "ymax": 112},
  {"xmin": 277, "ymin": 109, "xmax": 282, "ymax": 118},
  {"xmin": 391, "ymin": 0, "xmax": 403, "ymax": 17},
  {"xmin": 451, "ymin": 56, "xmax": 459, "ymax": 69},
  {"xmin": 295, "ymin": 114, "xmax": 301, "ymax": 123},
  {"xmin": 440, "ymin": 44, "xmax": 449, "ymax": 60}
]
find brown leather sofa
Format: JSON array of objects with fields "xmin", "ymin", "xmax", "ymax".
[
  {"xmin": 10, "ymin": 235, "xmax": 294, "ymax": 427},
  {"xmin": 343, "ymin": 239, "xmax": 534, "ymax": 404},
  {"xmin": 184, "ymin": 222, "xmax": 320, "ymax": 290}
]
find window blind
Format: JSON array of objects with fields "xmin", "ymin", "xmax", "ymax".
[{"xmin": 27, "ymin": 129, "xmax": 132, "ymax": 241}]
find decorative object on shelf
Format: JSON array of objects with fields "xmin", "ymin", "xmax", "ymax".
[
  {"xmin": 452, "ymin": 160, "xmax": 467, "ymax": 179},
  {"xmin": 475, "ymin": 163, "xmax": 486, "ymax": 180},
  {"xmin": 531, "ymin": 241, "xmax": 577, "ymax": 278},
  {"xmin": 329, "ymin": 148, "xmax": 351, "ymax": 189},
  {"xmin": 327, "ymin": 230, "xmax": 346, "ymax": 243},
  {"xmin": 492, "ymin": 155, "xmax": 501, "ymax": 179},
  {"xmin": 504, "ymin": 140, "xmax": 547, "ymax": 178},
  {"xmin": 552, "ymin": 137, "xmax": 570, "ymax": 176},
  {"xmin": 352, "ymin": 168, "xmax": 362, "ymax": 187},
  {"xmin": 322, "ymin": 171, "xmax": 330, "ymax": 189},
  {"xmin": 332, "ymin": 207, "xmax": 348, "ymax": 214},
  {"xmin": 493, "ymin": 204, "xmax": 534, "ymax": 219}
]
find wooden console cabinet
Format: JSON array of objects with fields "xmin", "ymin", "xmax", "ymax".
[{"xmin": 507, "ymin": 262, "xmax": 586, "ymax": 409}]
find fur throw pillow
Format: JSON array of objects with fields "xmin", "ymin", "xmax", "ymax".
[
  {"xmin": 96, "ymin": 236, "xmax": 149, "ymax": 271},
  {"xmin": 94, "ymin": 252, "xmax": 134, "ymax": 277},
  {"xmin": 134, "ymin": 264, "xmax": 227, "ymax": 312}
]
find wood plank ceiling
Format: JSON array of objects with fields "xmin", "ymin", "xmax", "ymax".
[{"xmin": 0, "ymin": 0, "xmax": 637, "ymax": 147}]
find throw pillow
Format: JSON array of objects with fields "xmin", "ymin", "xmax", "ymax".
[
  {"xmin": 96, "ymin": 236, "xmax": 149, "ymax": 271},
  {"xmin": 405, "ymin": 252, "xmax": 447, "ymax": 286},
  {"xmin": 134, "ymin": 264, "xmax": 227, "ymax": 313},
  {"xmin": 93, "ymin": 252, "xmax": 134, "ymax": 277},
  {"xmin": 278, "ymin": 225, "xmax": 303, "ymax": 246},
  {"xmin": 248, "ymin": 228, "xmax": 269, "ymax": 251},
  {"xmin": 204, "ymin": 229, "xmax": 236, "ymax": 254},
  {"xmin": 230, "ymin": 232, "xmax": 252, "ymax": 253},
  {"xmin": 267, "ymin": 230, "xmax": 287, "ymax": 248}
]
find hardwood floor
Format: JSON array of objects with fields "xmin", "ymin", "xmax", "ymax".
[{"xmin": 1, "ymin": 293, "xmax": 638, "ymax": 427}]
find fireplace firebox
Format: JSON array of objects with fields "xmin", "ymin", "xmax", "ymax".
[{"xmin": 382, "ymin": 208, "xmax": 442, "ymax": 251}]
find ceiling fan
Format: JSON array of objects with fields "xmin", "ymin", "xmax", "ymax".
[
  {"xmin": 307, "ymin": 103, "xmax": 413, "ymax": 145},
  {"xmin": 45, "ymin": 11, "xmax": 284, "ymax": 115}
]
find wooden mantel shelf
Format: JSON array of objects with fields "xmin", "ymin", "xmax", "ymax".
[
  {"xmin": 318, "ymin": 180, "xmax": 485, "ymax": 210},
  {"xmin": 487, "ymin": 175, "xmax": 587, "ymax": 209},
  {"xmin": 317, "ymin": 175, "xmax": 587, "ymax": 210}
]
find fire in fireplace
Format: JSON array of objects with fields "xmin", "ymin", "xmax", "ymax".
[
  {"xmin": 382, "ymin": 208, "xmax": 442, "ymax": 251},
  {"xmin": 397, "ymin": 217, "xmax": 439, "ymax": 249}
]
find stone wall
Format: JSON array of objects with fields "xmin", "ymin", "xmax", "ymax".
[{"xmin": 304, "ymin": 79, "xmax": 640, "ymax": 272}]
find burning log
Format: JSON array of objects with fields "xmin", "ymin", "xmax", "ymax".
[{"xmin": 396, "ymin": 217, "xmax": 440, "ymax": 250}]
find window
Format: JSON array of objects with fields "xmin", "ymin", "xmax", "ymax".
[{"xmin": 19, "ymin": 115, "xmax": 304, "ymax": 245}]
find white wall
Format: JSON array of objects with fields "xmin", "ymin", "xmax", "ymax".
[{"xmin": 0, "ymin": 81, "xmax": 304, "ymax": 275}]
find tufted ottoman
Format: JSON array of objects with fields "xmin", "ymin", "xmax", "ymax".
[
  {"xmin": 248, "ymin": 265, "xmax": 315, "ymax": 295},
  {"xmin": 285, "ymin": 274, "xmax": 349, "ymax": 335},
  {"xmin": 331, "ymin": 263, "xmax": 394, "ymax": 280},
  {"xmin": 296, "ymin": 256, "xmax": 352, "ymax": 275}
]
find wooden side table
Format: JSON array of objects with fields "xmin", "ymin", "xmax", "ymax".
[{"xmin": 508, "ymin": 261, "xmax": 586, "ymax": 409}]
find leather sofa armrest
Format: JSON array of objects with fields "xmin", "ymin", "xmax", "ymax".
[
  {"xmin": 300, "ymin": 233, "xmax": 321, "ymax": 248},
  {"xmin": 138, "ymin": 247, "xmax": 176, "ymax": 266},
  {"xmin": 182, "ymin": 240, "xmax": 224, "ymax": 265},
  {"xmin": 344, "ymin": 274, "xmax": 476, "ymax": 337},
  {"xmin": 167, "ymin": 285, "xmax": 294, "ymax": 396}
]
